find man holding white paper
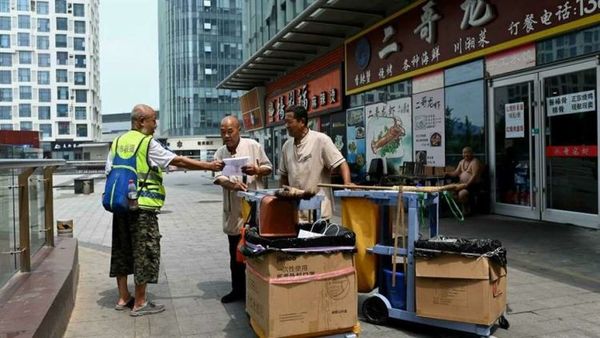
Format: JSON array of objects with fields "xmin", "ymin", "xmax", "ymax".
[{"xmin": 213, "ymin": 116, "xmax": 272, "ymax": 303}]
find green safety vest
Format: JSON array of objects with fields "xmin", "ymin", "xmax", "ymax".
[{"xmin": 110, "ymin": 130, "xmax": 166, "ymax": 210}]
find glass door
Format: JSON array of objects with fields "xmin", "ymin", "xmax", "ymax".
[
  {"xmin": 489, "ymin": 74, "xmax": 539, "ymax": 219},
  {"xmin": 539, "ymin": 62, "xmax": 599, "ymax": 227}
]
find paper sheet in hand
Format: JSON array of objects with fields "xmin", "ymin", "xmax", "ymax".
[{"xmin": 222, "ymin": 156, "xmax": 249, "ymax": 176}]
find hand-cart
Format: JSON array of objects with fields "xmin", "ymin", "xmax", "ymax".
[
  {"xmin": 238, "ymin": 189, "xmax": 360, "ymax": 338},
  {"xmin": 333, "ymin": 187, "xmax": 509, "ymax": 337}
]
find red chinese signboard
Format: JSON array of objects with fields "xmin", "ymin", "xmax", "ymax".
[
  {"xmin": 346, "ymin": 0, "xmax": 600, "ymax": 94},
  {"xmin": 240, "ymin": 87, "xmax": 265, "ymax": 131},
  {"xmin": 546, "ymin": 145, "xmax": 598, "ymax": 158},
  {"xmin": 265, "ymin": 67, "xmax": 342, "ymax": 126}
]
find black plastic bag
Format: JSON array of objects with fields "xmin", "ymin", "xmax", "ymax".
[{"xmin": 415, "ymin": 235, "xmax": 507, "ymax": 267}]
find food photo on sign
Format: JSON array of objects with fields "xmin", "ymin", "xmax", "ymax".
[{"xmin": 346, "ymin": 107, "xmax": 367, "ymax": 179}]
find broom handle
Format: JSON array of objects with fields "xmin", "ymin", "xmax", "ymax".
[
  {"xmin": 318, "ymin": 183, "xmax": 461, "ymax": 193},
  {"xmin": 391, "ymin": 190, "xmax": 402, "ymax": 288}
]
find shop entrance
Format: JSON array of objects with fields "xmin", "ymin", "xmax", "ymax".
[{"xmin": 489, "ymin": 59, "xmax": 599, "ymax": 228}]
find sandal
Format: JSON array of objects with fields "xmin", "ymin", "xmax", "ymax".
[{"xmin": 114, "ymin": 297, "xmax": 135, "ymax": 311}]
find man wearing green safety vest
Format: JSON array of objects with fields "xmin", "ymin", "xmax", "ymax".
[{"xmin": 105, "ymin": 104, "xmax": 224, "ymax": 316}]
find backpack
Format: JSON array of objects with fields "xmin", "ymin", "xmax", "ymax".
[{"xmin": 102, "ymin": 134, "xmax": 151, "ymax": 214}]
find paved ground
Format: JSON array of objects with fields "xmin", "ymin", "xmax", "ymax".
[{"xmin": 59, "ymin": 171, "xmax": 600, "ymax": 337}]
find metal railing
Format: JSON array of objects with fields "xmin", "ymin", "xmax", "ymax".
[{"xmin": 0, "ymin": 159, "xmax": 65, "ymax": 287}]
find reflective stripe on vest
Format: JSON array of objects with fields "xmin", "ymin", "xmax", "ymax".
[{"xmin": 111, "ymin": 130, "xmax": 166, "ymax": 210}]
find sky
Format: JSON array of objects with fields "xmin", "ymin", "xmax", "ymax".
[{"xmin": 99, "ymin": 0, "xmax": 159, "ymax": 114}]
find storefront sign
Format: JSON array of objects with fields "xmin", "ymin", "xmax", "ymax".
[
  {"xmin": 505, "ymin": 102, "xmax": 525, "ymax": 138},
  {"xmin": 265, "ymin": 68, "xmax": 342, "ymax": 125},
  {"xmin": 546, "ymin": 145, "xmax": 597, "ymax": 157},
  {"xmin": 365, "ymin": 97, "xmax": 413, "ymax": 169},
  {"xmin": 546, "ymin": 90, "xmax": 596, "ymax": 117},
  {"xmin": 240, "ymin": 87, "xmax": 265, "ymax": 131},
  {"xmin": 346, "ymin": 0, "xmax": 600, "ymax": 94},
  {"xmin": 413, "ymin": 88, "xmax": 445, "ymax": 166},
  {"xmin": 51, "ymin": 141, "xmax": 84, "ymax": 151}
]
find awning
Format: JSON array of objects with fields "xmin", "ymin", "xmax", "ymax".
[{"xmin": 217, "ymin": 0, "xmax": 412, "ymax": 90}]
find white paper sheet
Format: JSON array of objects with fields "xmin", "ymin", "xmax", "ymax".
[{"xmin": 222, "ymin": 156, "xmax": 249, "ymax": 176}]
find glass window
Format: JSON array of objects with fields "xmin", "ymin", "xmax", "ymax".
[
  {"xmin": 387, "ymin": 81, "xmax": 412, "ymax": 100},
  {"xmin": 76, "ymin": 124, "xmax": 87, "ymax": 137},
  {"xmin": 38, "ymin": 106, "xmax": 51, "ymax": 120},
  {"xmin": 17, "ymin": 0, "xmax": 28, "ymax": 11},
  {"xmin": 0, "ymin": 34, "xmax": 9, "ymax": 48},
  {"xmin": 37, "ymin": 70, "xmax": 50, "ymax": 84},
  {"xmin": 56, "ymin": 52, "xmax": 68, "ymax": 65},
  {"xmin": 39, "ymin": 123, "xmax": 52, "ymax": 138},
  {"xmin": 55, "ymin": 34, "xmax": 67, "ymax": 47},
  {"xmin": 19, "ymin": 51, "xmax": 31, "ymax": 64},
  {"xmin": 0, "ymin": 52, "xmax": 11, "ymax": 66},
  {"xmin": 75, "ymin": 89, "xmax": 86, "ymax": 102},
  {"xmin": 18, "ymin": 68, "xmax": 30, "ymax": 81},
  {"xmin": 55, "ymin": 0, "xmax": 66, "ymax": 13},
  {"xmin": 19, "ymin": 86, "xmax": 32, "ymax": 100},
  {"xmin": 74, "ymin": 37, "xmax": 85, "ymax": 51},
  {"xmin": 0, "ymin": 123, "xmax": 13, "ymax": 130},
  {"xmin": 56, "ymin": 17, "xmax": 68, "ymax": 30},
  {"xmin": 0, "ymin": 105, "xmax": 10, "ymax": 119},
  {"xmin": 37, "ymin": 1, "xmax": 49, "ymax": 15},
  {"xmin": 0, "ymin": 69, "xmax": 9, "ymax": 84},
  {"xmin": 0, "ymin": 0, "xmax": 8, "ymax": 13},
  {"xmin": 56, "ymin": 69, "xmax": 68, "ymax": 82},
  {"xmin": 58, "ymin": 121, "xmax": 69, "ymax": 135},
  {"xmin": 0, "ymin": 17, "xmax": 9, "ymax": 30},
  {"xmin": 56, "ymin": 104, "xmax": 68, "ymax": 117},
  {"xmin": 19, "ymin": 103, "xmax": 31, "ymax": 117},
  {"xmin": 445, "ymin": 80, "xmax": 486, "ymax": 165},
  {"xmin": 37, "ymin": 35, "xmax": 49, "ymax": 49},
  {"xmin": 73, "ymin": 4, "xmax": 84, "ymax": 17},
  {"xmin": 74, "ymin": 72, "xmax": 85, "ymax": 85},
  {"xmin": 363, "ymin": 88, "xmax": 386, "ymax": 105},
  {"xmin": 57, "ymin": 86, "xmax": 69, "ymax": 100},
  {"xmin": 38, "ymin": 53, "xmax": 50, "ymax": 67},
  {"xmin": 445, "ymin": 60, "xmax": 484, "ymax": 86},
  {"xmin": 20, "ymin": 121, "xmax": 32, "ymax": 131},
  {"xmin": 37, "ymin": 18, "xmax": 50, "ymax": 32},
  {"xmin": 0, "ymin": 87, "xmax": 11, "ymax": 101},
  {"xmin": 538, "ymin": 25, "xmax": 600, "ymax": 65},
  {"xmin": 18, "ymin": 15, "xmax": 29, "ymax": 29},
  {"xmin": 74, "ymin": 21, "xmax": 85, "ymax": 34},
  {"xmin": 75, "ymin": 55, "xmax": 86, "ymax": 68},
  {"xmin": 38, "ymin": 88, "xmax": 51, "ymax": 102},
  {"xmin": 17, "ymin": 32, "xmax": 29, "ymax": 47},
  {"xmin": 75, "ymin": 106, "xmax": 86, "ymax": 119}
]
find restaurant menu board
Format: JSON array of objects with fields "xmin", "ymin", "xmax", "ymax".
[
  {"xmin": 346, "ymin": 107, "xmax": 367, "ymax": 177},
  {"xmin": 413, "ymin": 88, "xmax": 445, "ymax": 166}
]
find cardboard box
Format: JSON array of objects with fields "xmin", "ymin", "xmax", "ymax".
[
  {"xmin": 416, "ymin": 255, "xmax": 507, "ymax": 325},
  {"xmin": 246, "ymin": 252, "xmax": 357, "ymax": 338}
]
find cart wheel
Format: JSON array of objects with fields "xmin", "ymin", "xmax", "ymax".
[
  {"xmin": 498, "ymin": 315, "xmax": 510, "ymax": 329},
  {"xmin": 362, "ymin": 296, "xmax": 389, "ymax": 325}
]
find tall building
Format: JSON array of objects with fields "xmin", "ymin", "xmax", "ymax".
[
  {"xmin": 158, "ymin": 0, "xmax": 243, "ymax": 137},
  {"xmin": 0, "ymin": 0, "xmax": 101, "ymax": 153}
]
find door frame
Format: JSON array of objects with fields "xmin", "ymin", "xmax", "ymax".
[
  {"xmin": 488, "ymin": 73, "xmax": 541, "ymax": 220},
  {"xmin": 488, "ymin": 57, "xmax": 600, "ymax": 228},
  {"xmin": 537, "ymin": 60, "xmax": 600, "ymax": 228}
]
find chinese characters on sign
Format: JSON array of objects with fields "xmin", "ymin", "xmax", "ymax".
[
  {"xmin": 546, "ymin": 90, "xmax": 596, "ymax": 117},
  {"xmin": 546, "ymin": 145, "xmax": 598, "ymax": 158},
  {"xmin": 346, "ymin": 0, "xmax": 600, "ymax": 93},
  {"xmin": 505, "ymin": 102, "xmax": 525, "ymax": 138},
  {"xmin": 265, "ymin": 68, "xmax": 342, "ymax": 125},
  {"xmin": 413, "ymin": 89, "xmax": 445, "ymax": 166}
]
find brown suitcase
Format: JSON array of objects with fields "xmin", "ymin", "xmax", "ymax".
[{"xmin": 259, "ymin": 195, "xmax": 298, "ymax": 237}]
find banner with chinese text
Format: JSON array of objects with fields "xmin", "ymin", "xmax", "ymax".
[
  {"xmin": 413, "ymin": 88, "xmax": 445, "ymax": 166},
  {"xmin": 346, "ymin": 0, "xmax": 600, "ymax": 94}
]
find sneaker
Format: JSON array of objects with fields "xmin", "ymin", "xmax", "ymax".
[
  {"xmin": 129, "ymin": 301, "xmax": 165, "ymax": 317},
  {"xmin": 114, "ymin": 297, "xmax": 135, "ymax": 311},
  {"xmin": 220, "ymin": 291, "xmax": 245, "ymax": 304}
]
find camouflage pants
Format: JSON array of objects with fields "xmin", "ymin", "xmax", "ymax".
[{"xmin": 110, "ymin": 210, "xmax": 161, "ymax": 285}]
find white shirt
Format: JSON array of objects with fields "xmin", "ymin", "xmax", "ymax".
[
  {"xmin": 214, "ymin": 138, "xmax": 272, "ymax": 235},
  {"xmin": 278, "ymin": 130, "xmax": 345, "ymax": 220},
  {"xmin": 105, "ymin": 138, "xmax": 176, "ymax": 174}
]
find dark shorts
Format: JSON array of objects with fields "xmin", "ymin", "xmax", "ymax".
[{"xmin": 110, "ymin": 210, "xmax": 161, "ymax": 285}]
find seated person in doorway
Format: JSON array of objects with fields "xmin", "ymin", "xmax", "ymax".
[{"xmin": 446, "ymin": 146, "xmax": 482, "ymax": 215}]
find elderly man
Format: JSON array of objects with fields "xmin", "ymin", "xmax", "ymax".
[
  {"xmin": 447, "ymin": 146, "xmax": 482, "ymax": 215},
  {"xmin": 279, "ymin": 106, "xmax": 352, "ymax": 220},
  {"xmin": 106, "ymin": 104, "xmax": 223, "ymax": 316},
  {"xmin": 213, "ymin": 116, "xmax": 272, "ymax": 303}
]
